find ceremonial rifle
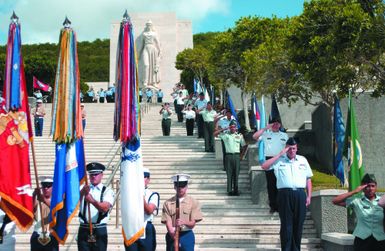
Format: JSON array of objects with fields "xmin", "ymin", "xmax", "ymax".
[{"xmin": 174, "ymin": 175, "xmax": 180, "ymax": 251}]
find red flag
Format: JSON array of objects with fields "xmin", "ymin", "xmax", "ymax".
[
  {"xmin": 33, "ymin": 76, "xmax": 52, "ymax": 92},
  {"xmin": 0, "ymin": 17, "xmax": 34, "ymax": 231}
]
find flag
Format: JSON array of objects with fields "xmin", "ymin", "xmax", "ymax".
[
  {"xmin": 344, "ymin": 92, "xmax": 365, "ymax": 191},
  {"xmin": 114, "ymin": 13, "xmax": 145, "ymax": 246},
  {"xmin": 49, "ymin": 139, "xmax": 85, "ymax": 244},
  {"xmin": 33, "ymin": 76, "xmax": 52, "ymax": 92},
  {"xmin": 0, "ymin": 13, "xmax": 34, "ymax": 231},
  {"xmin": 258, "ymin": 95, "xmax": 266, "ymax": 164},
  {"xmin": 270, "ymin": 94, "xmax": 283, "ymax": 127},
  {"xmin": 251, "ymin": 94, "xmax": 261, "ymax": 130},
  {"xmin": 226, "ymin": 91, "xmax": 240, "ymax": 128},
  {"xmin": 333, "ymin": 97, "xmax": 345, "ymax": 185},
  {"xmin": 204, "ymin": 87, "xmax": 210, "ymax": 102},
  {"xmin": 210, "ymin": 85, "xmax": 215, "ymax": 105},
  {"xmin": 49, "ymin": 19, "xmax": 85, "ymax": 244},
  {"xmin": 194, "ymin": 78, "xmax": 203, "ymax": 94}
]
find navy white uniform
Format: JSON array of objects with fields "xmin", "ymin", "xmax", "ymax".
[
  {"xmin": 259, "ymin": 130, "xmax": 288, "ymax": 211},
  {"xmin": 78, "ymin": 183, "xmax": 114, "ymax": 251},
  {"xmin": 0, "ymin": 209, "xmax": 16, "ymax": 251},
  {"xmin": 270, "ymin": 154, "xmax": 313, "ymax": 251}
]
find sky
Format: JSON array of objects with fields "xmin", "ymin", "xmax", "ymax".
[{"xmin": 0, "ymin": 0, "xmax": 304, "ymax": 45}]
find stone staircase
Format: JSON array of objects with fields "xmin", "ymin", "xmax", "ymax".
[{"xmin": 13, "ymin": 102, "xmax": 323, "ymax": 250}]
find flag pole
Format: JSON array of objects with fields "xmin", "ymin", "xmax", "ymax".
[{"xmin": 30, "ymin": 138, "xmax": 50, "ymax": 243}]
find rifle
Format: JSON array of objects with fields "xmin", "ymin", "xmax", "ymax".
[{"xmin": 174, "ymin": 175, "xmax": 180, "ymax": 251}]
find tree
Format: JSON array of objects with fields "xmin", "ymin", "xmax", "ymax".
[
  {"xmin": 175, "ymin": 46, "xmax": 210, "ymax": 89},
  {"xmin": 209, "ymin": 16, "xmax": 290, "ymax": 131},
  {"xmin": 288, "ymin": 0, "xmax": 385, "ymax": 107}
]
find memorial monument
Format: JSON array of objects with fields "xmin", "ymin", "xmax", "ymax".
[{"xmin": 110, "ymin": 12, "xmax": 193, "ymax": 100}]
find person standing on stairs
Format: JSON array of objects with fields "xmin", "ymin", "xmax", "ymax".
[
  {"xmin": 261, "ymin": 137, "xmax": 313, "ymax": 251},
  {"xmin": 161, "ymin": 174, "xmax": 203, "ymax": 251},
  {"xmin": 30, "ymin": 176, "xmax": 59, "ymax": 251},
  {"xmin": 160, "ymin": 103, "xmax": 172, "ymax": 136},
  {"xmin": 32, "ymin": 99, "xmax": 46, "ymax": 136},
  {"xmin": 214, "ymin": 122, "xmax": 246, "ymax": 196},
  {"xmin": 0, "ymin": 204, "xmax": 16, "ymax": 251},
  {"xmin": 78, "ymin": 163, "xmax": 115, "ymax": 251},
  {"xmin": 252, "ymin": 116, "xmax": 288, "ymax": 213},
  {"xmin": 125, "ymin": 168, "xmax": 159, "ymax": 251},
  {"xmin": 182, "ymin": 104, "xmax": 196, "ymax": 136},
  {"xmin": 193, "ymin": 92, "xmax": 207, "ymax": 139},
  {"xmin": 200, "ymin": 102, "xmax": 217, "ymax": 152}
]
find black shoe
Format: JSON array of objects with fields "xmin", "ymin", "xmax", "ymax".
[
  {"xmin": 269, "ymin": 208, "xmax": 277, "ymax": 213},
  {"xmin": 227, "ymin": 192, "xmax": 234, "ymax": 196},
  {"xmin": 233, "ymin": 191, "xmax": 240, "ymax": 196}
]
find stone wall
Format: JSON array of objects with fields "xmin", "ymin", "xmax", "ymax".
[{"xmin": 110, "ymin": 12, "xmax": 193, "ymax": 101}]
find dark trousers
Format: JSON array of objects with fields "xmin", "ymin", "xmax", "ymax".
[
  {"xmin": 354, "ymin": 235, "xmax": 385, "ymax": 251},
  {"xmin": 139, "ymin": 96, "xmax": 143, "ymax": 103},
  {"xmin": 77, "ymin": 226, "xmax": 108, "ymax": 251},
  {"xmin": 221, "ymin": 140, "xmax": 226, "ymax": 170},
  {"xmin": 99, "ymin": 97, "xmax": 105, "ymax": 103},
  {"xmin": 34, "ymin": 117, "xmax": 44, "ymax": 136},
  {"xmin": 278, "ymin": 189, "xmax": 306, "ymax": 251},
  {"xmin": 125, "ymin": 222, "xmax": 156, "ymax": 251},
  {"xmin": 265, "ymin": 169, "xmax": 278, "ymax": 211},
  {"xmin": 82, "ymin": 119, "xmax": 86, "ymax": 131},
  {"xmin": 30, "ymin": 231, "xmax": 59, "ymax": 251},
  {"xmin": 186, "ymin": 118, "xmax": 194, "ymax": 136},
  {"xmin": 224, "ymin": 153, "xmax": 240, "ymax": 193},
  {"xmin": 176, "ymin": 104, "xmax": 184, "ymax": 122},
  {"xmin": 165, "ymin": 230, "xmax": 195, "ymax": 251},
  {"xmin": 157, "ymin": 97, "xmax": 163, "ymax": 103},
  {"xmin": 162, "ymin": 119, "xmax": 171, "ymax": 136},
  {"xmin": 203, "ymin": 121, "xmax": 215, "ymax": 152},
  {"xmin": 196, "ymin": 114, "xmax": 204, "ymax": 138}
]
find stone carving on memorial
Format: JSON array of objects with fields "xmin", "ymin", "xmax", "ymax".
[{"xmin": 137, "ymin": 20, "xmax": 161, "ymax": 90}]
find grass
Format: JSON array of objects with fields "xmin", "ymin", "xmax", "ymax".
[{"xmin": 308, "ymin": 160, "xmax": 344, "ymax": 191}]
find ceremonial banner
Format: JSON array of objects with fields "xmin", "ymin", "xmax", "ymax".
[
  {"xmin": 50, "ymin": 139, "xmax": 85, "ymax": 244},
  {"xmin": 258, "ymin": 96, "xmax": 266, "ymax": 164},
  {"xmin": 49, "ymin": 20, "xmax": 85, "ymax": 244},
  {"xmin": 344, "ymin": 92, "xmax": 365, "ymax": 191},
  {"xmin": 226, "ymin": 91, "xmax": 240, "ymax": 128},
  {"xmin": 113, "ymin": 13, "xmax": 144, "ymax": 246},
  {"xmin": 33, "ymin": 76, "xmax": 52, "ymax": 92},
  {"xmin": 270, "ymin": 94, "xmax": 283, "ymax": 130},
  {"xmin": 251, "ymin": 94, "xmax": 261, "ymax": 130},
  {"xmin": 333, "ymin": 97, "xmax": 345, "ymax": 185},
  {"xmin": 0, "ymin": 15, "xmax": 34, "ymax": 231}
]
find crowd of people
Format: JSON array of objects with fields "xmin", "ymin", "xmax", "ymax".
[{"xmin": 3, "ymin": 84, "xmax": 385, "ymax": 251}]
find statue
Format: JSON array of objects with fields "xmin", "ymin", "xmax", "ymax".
[{"xmin": 138, "ymin": 20, "xmax": 161, "ymax": 89}]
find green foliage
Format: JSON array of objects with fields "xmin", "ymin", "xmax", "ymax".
[
  {"xmin": 0, "ymin": 39, "xmax": 109, "ymax": 95},
  {"xmin": 288, "ymin": 0, "xmax": 385, "ymax": 106}
]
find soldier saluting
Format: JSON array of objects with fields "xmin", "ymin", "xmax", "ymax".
[{"xmin": 161, "ymin": 174, "xmax": 203, "ymax": 251}]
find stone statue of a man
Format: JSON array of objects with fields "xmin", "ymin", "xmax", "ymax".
[{"xmin": 138, "ymin": 20, "xmax": 161, "ymax": 89}]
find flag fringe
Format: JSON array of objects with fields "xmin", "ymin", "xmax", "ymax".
[
  {"xmin": 0, "ymin": 192, "xmax": 34, "ymax": 232},
  {"xmin": 123, "ymin": 227, "xmax": 145, "ymax": 246}
]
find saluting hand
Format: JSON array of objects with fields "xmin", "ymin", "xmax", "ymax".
[{"xmin": 353, "ymin": 184, "xmax": 367, "ymax": 194}]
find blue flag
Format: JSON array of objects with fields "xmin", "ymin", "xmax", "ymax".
[
  {"xmin": 333, "ymin": 97, "xmax": 345, "ymax": 185},
  {"xmin": 258, "ymin": 96, "xmax": 266, "ymax": 164},
  {"xmin": 50, "ymin": 138, "xmax": 85, "ymax": 244},
  {"xmin": 226, "ymin": 91, "xmax": 240, "ymax": 128}
]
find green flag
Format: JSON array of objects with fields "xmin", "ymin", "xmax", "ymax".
[{"xmin": 343, "ymin": 92, "xmax": 365, "ymax": 191}]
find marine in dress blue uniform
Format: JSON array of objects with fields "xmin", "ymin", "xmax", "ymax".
[
  {"xmin": 78, "ymin": 163, "xmax": 115, "ymax": 251},
  {"xmin": 262, "ymin": 138, "xmax": 313, "ymax": 251}
]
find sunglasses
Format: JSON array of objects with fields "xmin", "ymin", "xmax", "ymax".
[{"xmin": 41, "ymin": 183, "xmax": 53, "ymax": 188}]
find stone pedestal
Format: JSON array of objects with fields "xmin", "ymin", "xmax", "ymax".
[{"xmin": 110, "ymin": 12, "xmax": 192, "ymax": 102}]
